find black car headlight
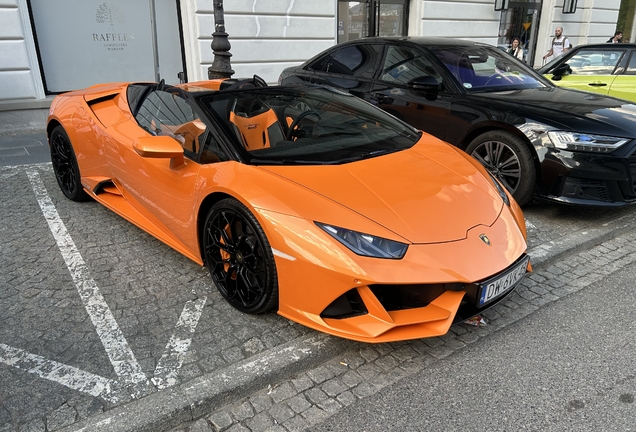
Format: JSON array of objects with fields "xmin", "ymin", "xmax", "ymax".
[
  {"xmin": 547, "ymin": 131, "xmax": 629, "ymax": 153},
  {"xmin": 488, "ymin": 172, "xmax": 510, "ymax": 206},
  {"xmin": 316, "ymin": 222, "xmax": 408, "ymax": 259}
]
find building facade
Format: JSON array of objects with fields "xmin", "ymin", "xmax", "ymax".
[{"xmin": 0, "ymin": 0, "xmax": 625, "ymax": 107}]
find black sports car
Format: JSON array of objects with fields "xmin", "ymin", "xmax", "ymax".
[{"xmin": 279, "ymin": 37, "xmax": 636, "ymax": 206}]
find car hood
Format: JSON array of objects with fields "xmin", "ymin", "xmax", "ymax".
[
  {"xmin": 470, "ymin": 86, "xmax": 636, "ymax": 137},
  {"xmin": 260, "ymin": 138, "xmax": 503, "ymax": 244}
]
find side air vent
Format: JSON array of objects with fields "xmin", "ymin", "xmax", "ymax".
[
  {"xmin": 94, "ymin": 180, "xmax": 122, "ymax": 196},
  {"xmin": 85, "ymin": 93, "xmax": 118, "ymax": 106}
]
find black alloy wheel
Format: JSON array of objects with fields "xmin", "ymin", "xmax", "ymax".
[
  {"xmin": 466, "ymin": 130, "xmax": 535, "ymax": 206},
  {"xmin": 50, "ymin": 126, "xmax": 90, "ymax": 202},
  {"xmin": 203, "ymin": 198, "xmax": 278, "ymax": 314}
]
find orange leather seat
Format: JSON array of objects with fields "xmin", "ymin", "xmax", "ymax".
[{"xmin": 229, "ymin": 99, "xmax": 285, "ymax": 151}]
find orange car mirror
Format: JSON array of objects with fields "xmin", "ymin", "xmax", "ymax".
[{"xmin": 133, "ymin": 136, "xmax": 184, "ymax": 158}]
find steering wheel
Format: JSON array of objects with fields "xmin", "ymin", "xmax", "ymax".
[{"xmin": 286, "ymin": 110, "xmax": 322, "ymax": 141}]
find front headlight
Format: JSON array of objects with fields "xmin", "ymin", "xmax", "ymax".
[
  {"xmin": 487, "ymin": 172, "xmax": 510, "ymax": 206},
  {"xmin": 316, "ymin": 222, "xmax": 408, "ymax": 259},
  {"xmin": 547, "ymin": 131, "xmax": 629, "ymax": 153}
]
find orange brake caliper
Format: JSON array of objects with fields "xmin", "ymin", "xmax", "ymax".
[{"xmin": 219, "ymin": 224, "xmax": 237, "ymax": 280}]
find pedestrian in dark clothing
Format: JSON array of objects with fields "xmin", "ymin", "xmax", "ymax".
[{"xmin": 607, "ymin": 31, "xmax": 623, "ymax": 43}]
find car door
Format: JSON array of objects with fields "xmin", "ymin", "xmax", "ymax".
[
  {"xmin": 548, "ymin": 47, "xmax": 626, "ymax": 96},
  {"xmin": 104, "ymin": 88, "xmax": 205, "ymax": 251},
  {"xmin": 308, "ymin": 44, "xmax": 383, "ymax": 96},
  {"xmin": 606, "ymin": 50, "xmax": 636, "ymax": 103},
  {"xmin": 366, "ymin": 43, "xmax": 465, "ymax": 142}
]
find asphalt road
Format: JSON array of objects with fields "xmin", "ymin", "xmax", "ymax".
[{"xmin": 308, "ymin": 255, "xmax": 636, "ymax": 432}]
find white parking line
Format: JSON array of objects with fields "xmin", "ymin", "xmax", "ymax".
[
  {"xmin": 0, "ymin": 343, "xmax": 119, "ymax": 403},
  {"xmin": 152, "ymin": 297, "xmax": 207, "ymax": 389},
  {"xmin": 26, "ymin": 168, "xmax": 148, "ymax": 387}
]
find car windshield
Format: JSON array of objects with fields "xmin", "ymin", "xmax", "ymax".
[
  {"xmin": 543, "ymin": 49, "xmax": 626, "ymax": 75},
  {"xmin": 430, "ymin": 45, "xmax": 550, "ymax": 92},
  {"xmin": 198, "ymin": 86, "xmax": 421, "ymax": 165}
]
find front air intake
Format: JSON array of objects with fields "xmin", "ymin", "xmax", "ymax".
[
  {"xmin": 320, "ymin": 289, "xmax": 368, "ymax": 319},
  {"xmin": 369, "ymin": 283, "xmax": 465, "ymax": 311}
]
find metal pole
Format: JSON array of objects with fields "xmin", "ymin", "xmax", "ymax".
[
  {"xmin": 149, "ymin": 0, "xmax": 161, "ymax": 82},
  {"xmin": 207, "ymin": 1, "xmax": 234, "ymax": 79}
]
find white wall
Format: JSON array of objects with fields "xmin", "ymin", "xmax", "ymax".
[
  {"xmin": 409, "ymin": 0, "xmax": 621, "ymax": 68},
  {"xmin": 415, "ymin": 0, "xmax": 502, "ymax": 45},
  {"xmin": 0, "ymin": 0, "xmax": 626, "ymax": 101},
  {"xmin": 186, "ymin": 0, "xmax": 337, "ymax": 84},
  {"xmin": 536, "ymin": 0, "xmax": 620, "ymax": 65},
  {"xmin": 0, "ymin": 0, "xmax": 44, "ymax": 101}
]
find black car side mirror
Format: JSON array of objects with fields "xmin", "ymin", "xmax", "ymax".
[
  {"xmin": 551, "ymin": 63, "xmax": 572, "ymax": 81},
  {"xmin": 408, "ymin": 76, "xmax": 441, "ymax": 92},
  {"xmin": 406, "ymin": 76, "xmax": 442, "ymax": 97}
]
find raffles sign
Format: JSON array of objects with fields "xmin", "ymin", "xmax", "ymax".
[
  {"xmin": 94, "ymin": 3, "xmax": 134, "ymax": 51},
  {"xmin": 31, "ymin": 1, "xmax": 156, "ymax": 91}
]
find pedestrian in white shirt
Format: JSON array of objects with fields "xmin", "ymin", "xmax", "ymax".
[{"xmin": 543, "ymin": 27, "xmax": 571, "ymax": 60}]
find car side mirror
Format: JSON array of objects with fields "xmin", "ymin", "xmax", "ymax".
[
  {"xmin": 133, "ymin": 135, "xmax": 185, "ymax": 168},
  {"xmin": 407, "ymin": 76, "xmax": 441, "ymax": 92},
  {"xmin": 408, "ymin": 76, "xmax": 441, "ymax": 100},
  {"xmin": 551, "ymin": 63, "xmax": 572, "ymax": 81}
]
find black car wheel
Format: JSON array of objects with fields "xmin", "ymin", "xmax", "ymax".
[
  {"xmin": 203, "ymin": 198, "xmax": 278, "ymax": 314},
  {"xmin": 50, "ymin": 126, "xmax": 90, "ymax": 202},
  {"xmin": 466, "ymin": 130, "xmax": 535, "ymax": 206}
]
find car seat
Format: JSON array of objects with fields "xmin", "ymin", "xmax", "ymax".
[{"xmin": 229, "ymin": 97, "xmax": 286, "ymax": 150}]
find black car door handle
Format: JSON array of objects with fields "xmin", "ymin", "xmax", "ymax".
[{"xmin": 588, "ymin": 82, "xmax": 608, "ymax": 87}]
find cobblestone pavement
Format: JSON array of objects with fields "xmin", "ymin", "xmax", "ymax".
[
  {"xmin": 2, "ymin": 161, "xmax": 636, "ymax": 432},
  {"xmin": 0, "ymin": 132, "xmax": 49, "ymax": 167},
  {"xmin": 1, "ymin": 164, "xmax": 315, "ymax": 432},
  {"xmin": 171, "ymin": 230, "xmax": 636, "ymax": 432}
]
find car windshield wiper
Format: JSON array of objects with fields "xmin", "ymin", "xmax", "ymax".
[
  {"xmin": 332, "ymin": 149, "xmax": 398, "ymax": 164},
  {"xmin": 251, "ymin": 158, "xmax": 326, "ymax": 165}
]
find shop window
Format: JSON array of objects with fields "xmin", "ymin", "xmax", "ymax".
[{"xmin": 338, "ymin": 0, "xmax": 408, "ymax": 43}]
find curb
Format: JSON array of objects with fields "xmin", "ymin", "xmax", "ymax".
[{"xmin": 526, "ymin": 209, "xmax": 636, "ymax": 268}]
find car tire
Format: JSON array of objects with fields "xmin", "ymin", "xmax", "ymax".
[
  {"xmin": 50, "ymin": 126, "xmax": 91, "ymax": 202},
  {"xmin": 466, "ymin": 130, "xmax": 535, "ymax": 206},
  {"xmin": 203, "ymin": 198, "xmax": 279, "ymax": 314}
]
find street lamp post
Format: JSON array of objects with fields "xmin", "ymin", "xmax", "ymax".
[{"xmin": 207, "ymin": 1, "xmax": 234, "ymax": 79}]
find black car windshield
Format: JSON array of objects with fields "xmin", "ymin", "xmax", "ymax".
[
  {"xmin": 198, "ymin": 86, "xmax": 421, "ymax": 165},
  {"xmin": 430, "ymin": 45, "xmax": 550, "ymax": 92}
]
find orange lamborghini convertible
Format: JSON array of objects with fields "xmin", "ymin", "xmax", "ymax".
[{"xmin": 47, "ymin": 76, "xmax": 530, "ymax": 343}]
